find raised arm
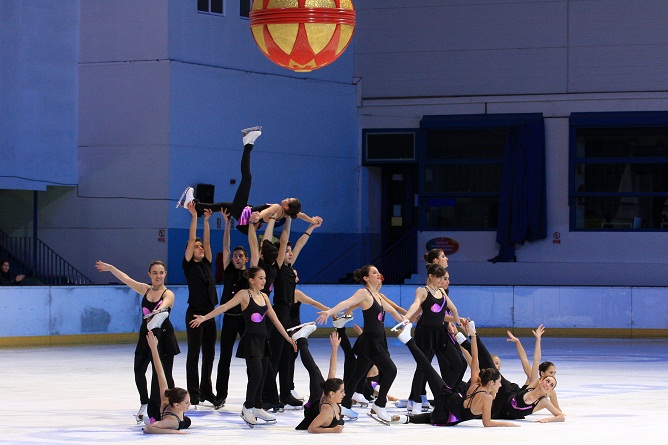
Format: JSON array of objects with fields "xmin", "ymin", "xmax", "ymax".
[
  {"xmin": 327, "ymin": 331, "xmax": 340, "ymax": 379},
  {"xmin": 526, "ymin": 325, "xmax": 545, "ymax": 386},
  {"xmin": 221, "ymin": 209, "xmax": 232, "ymax": 269},
  {"xmin": 297, "ymin": 212, "xmax": 320, "ymax": 225},
  {"xmin": 184, "ymin": 201, "xmax": 199, "ymax": 261},
  {"xmin": 202, "ymin": 208, "xmax": 213, "ymax": 263},
  {"xmin": 248, "ymin": 220, "xmax": 260, "ymax": 267},
  {"xmin": 291, "ymin": 219, "xmax": 322, "ymax": 265},
  {"xmin": 507, "ymin": 330, "xmax": 532, "ymax": 379},
  {"xmin": 275, "ymin": 217, "xmax": 292, "ymax": 268},
  {"xmin": 95, "ymin": 261, "xmax": 148, "ymax": 295}
]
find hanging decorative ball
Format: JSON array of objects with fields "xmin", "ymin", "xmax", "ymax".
[{"xmin": 249, "ymin": 0, "xmax": 356, "ymax": 72}]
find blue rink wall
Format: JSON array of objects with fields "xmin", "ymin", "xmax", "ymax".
[{"xmin": 1, "ymin": 285, "xmax": 666, "ymax": 344}]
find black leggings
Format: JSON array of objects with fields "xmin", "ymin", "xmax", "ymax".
[
  {"xmin": 404, "ymin": 339, "xmax": 459, "ymax": 426},
  {"xmin": 134, "ymin": 349, "xmax": 175, "ymax": 421},
  {"xmin": 245, "ymin": 356, "xmax": 269, "ymax": 409},
  {"xmin": 337, "ymin": 327, "xmax": 372, "ymax": 395},
  {"xmin": 296, "ymin": 338, "xmax": 325, "ymax": 405},
  {"xmin": 341, "ymin": 350, "xmax": 396, "ymax": 409},
  {"xmin": 215, "ymin": 314, "xmax": 245, "ymax": 400},
  {"xmin": 195, "ymin": 144, "xmax": 253, "ymax": 219}
]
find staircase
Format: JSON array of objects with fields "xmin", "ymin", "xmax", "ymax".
[{"xmin": 0, "ymin": 229, "xmax": 93, "ymax": 285}]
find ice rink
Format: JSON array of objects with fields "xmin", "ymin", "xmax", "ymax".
[{"xmin": 3, "ymin": 334, "xmax": 666, "ymax": 445}]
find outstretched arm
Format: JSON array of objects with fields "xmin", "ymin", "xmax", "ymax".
[
  {"xmin": 95, "ymin": 261, "xmax": 148, "ymax": 295},
  {"xmin": 316, "ymin": 289, "xmax": 367, "ymax": 324},
  {"xmin": 379, "ymin": 292, "xmax": 408, "ymax": 322},
  {"xmin": 379, "ymin": 292, "xmax": 408, "ymax": 317},
  {"xmin": 507, "ymin": 330, "xmax": 532, "ymax": 379},
  {"xmin": 291, "ymin": 219, "xmax": 322, "ymax": 265},
  {"xmin": 189, "ymin": 293, "xmax": 245, "ymax": 328},
  {"xmin": 404, "ymin": 288, "xmax": 427, "ymax": 320},
  {"xmin": 294, "ymin": 289, "xmax": 329, "ymax": 312}
]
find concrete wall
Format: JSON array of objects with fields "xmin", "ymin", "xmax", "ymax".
[{"xmin": 2, "ymin": 284, "xmax": 665, "ymax": 345}]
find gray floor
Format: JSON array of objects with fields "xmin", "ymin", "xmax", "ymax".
[{"xmin": 3, "ymin": 335, "xmax": 666, "ymax": 445}]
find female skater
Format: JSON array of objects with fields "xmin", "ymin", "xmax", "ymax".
[
  {"xmin": 293, "ymin": 331, "xmax": 345, "ymax": 433},
  {"xmin": 189, "ymin": 266, "xmax": 297, "ymax": 427},
  {"xmin": 143, "ymin": 331, "xmax": 191, "ymax": 434},
  {"xmin": 394, "ymin": 320, "xmax": 519, "ymax": 427},
  {"xmin": 403, "ymin": 264, "xmax": 466, "ymax": 414},
  {"xmin": 95, "ymin": 259, "xmax": 179, "ymax": 424},
  {"xmin": 316, "ymin": 264, "xmax": 407, "ymax": 424},
  {"xmin": 506, "ymin": 328, "xmax": 561, "ymax": 411}
]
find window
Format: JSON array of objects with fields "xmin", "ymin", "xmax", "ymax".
[
  {"xmin": 418, "ymin": 114, "xmax": 544, "ymax": 231},
  {"xmin": 363, "ymin": 130, "xmax": 416, "ymax": 163},
  {"xmin": 571, "ymin": 112, "xmax": 668, "ymax": 230},
  {"xmin": 240, "ymin": 0, "xmax": 251, "ymax": 18},
  {"xmin": 198, "ymin": 0, "xmax": 224, "ymax": 15}
]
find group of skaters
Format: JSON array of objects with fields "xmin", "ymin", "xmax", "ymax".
[{"xmin": 96, "ymin": 127, "xmax": 564, "ymax": 434}]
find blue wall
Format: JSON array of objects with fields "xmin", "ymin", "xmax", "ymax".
[{"xmin": 1, "ymin": 284, "xmax": 665, "ymax": 342}]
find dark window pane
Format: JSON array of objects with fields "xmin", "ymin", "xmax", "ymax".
[
  {"xmin": 366, "ymin": 133, "xmax": 415, "ymax": 160},
  {"xmin": 424, "ymin": 164, "xmax": 503, "ymax": 193},
  {"xmin": 198, "ymin": 0, "xmax": 209, "ymax": 12},
  {"xmin": 240, "ymin": 0, "xmax": 250, "ymax": 17},
  {"xmin": 425, "ymin": 129, "xmax": 506, "ymax": 160},
  {"xmin": 211, "ymin": 0, "xmax": 223, "ymax": 14}
]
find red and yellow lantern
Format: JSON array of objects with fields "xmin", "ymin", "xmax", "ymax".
[{"xmin": 249, "ymin": 0, "xmax": 356, "ymax": 72}]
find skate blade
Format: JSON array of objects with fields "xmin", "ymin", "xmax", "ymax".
[
  {"xmin": 240, "ymin": 414, "xmax": 256, "ymax": 429},
  {"xmin": 286, "ymin": 321, "xmax": 316, "ymax": 332},
  {"xmin": 352, "ymin": 402, "xmax": 369, "ymax": 408},
  {"xmin": 367, "ymin": 412, "xmax": 391, "ymax": 426}
]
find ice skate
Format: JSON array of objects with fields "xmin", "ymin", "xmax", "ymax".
[
  {"xmin": 242, "ymin": 126, "xmax": 262, "ymax": 146},
  {"xmin": 286, "ymin": 321, "xmax": 316, "ymax": 332},
  {"xmin": 391, "ymin": 319, "xmax": 410, "ymax": 333},
  {"xmin": 368, "ymin": 403, "xmax": 391, "ymax": 426},
  {"xmin": 332, "ymin": 313, "xmax": 354, "ymax": 328},
  {"xmin": 254, "ymin": 408, "xmax": 277, "ymax": 424},
  {"xmin": 133, "ymin": 403, "xmax": 148, "ymax": 425},
  {"xmin": 281, "ymin": 394, "xmax": 304, "ymax": 410},
  {"xmin": 241, "ymin": 405, "xmax": 257, "ymax": 428},
  {"xmin": 340, "ymin": 405, "xmax": 358, "ymax": 420},
  {"xmin": 290, "ymin": 389, "xmax": 304, "ymax": 401},
  {"xmin": 291, "ymin": 323, "xmax": 317, "ymax": 341},
  {"xmin": 176, "ymin": 187, "xmax": 194, "ymax": 209},
  {"xmin": 351, "ymin": 392, "xmax": 370, "ymax": 408}
]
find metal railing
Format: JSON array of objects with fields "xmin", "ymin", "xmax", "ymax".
[
  {"xmin": 307, "ymin": 230, "xmax": 417, "ymax": 284},
  {"xmin": 368, "ymin": 230, "xmax": 417, "ymax": 284},
  {"xmin": 308, "ymin": 242, "xmax": 365, "ymax": 283},
  {"xmin": 0, "ymin": 230, "xmax": 93, "ymax": 285}
]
